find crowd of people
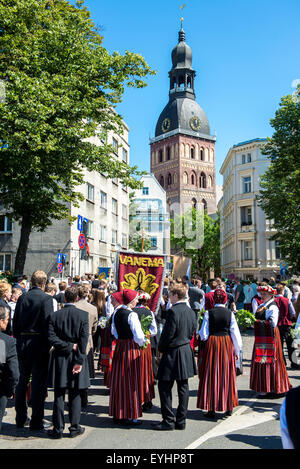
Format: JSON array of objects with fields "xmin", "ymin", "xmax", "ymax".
[{"xmin": 0, "ymin": 270, "xmax": 299, "ymax": 447}]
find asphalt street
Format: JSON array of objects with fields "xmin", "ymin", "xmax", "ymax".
[{"xmin": 1, "ymin": 329, "xmax": 299, "ymax": 451}]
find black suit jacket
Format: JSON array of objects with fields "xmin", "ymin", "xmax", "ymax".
[
  {"xmin": 47, "ymin": 304, "xmax": 90, "ymax": 390},
  {"xmin": 157, "ymin": 302, "xmax": 197, "ymax": 381},
  {"xmin": 13, "ymin": 287, "xmax": 54, "ymax": 357},
  {"xmin": 0, "ymin": 331, "xmax": 20, "ymax": 397}
]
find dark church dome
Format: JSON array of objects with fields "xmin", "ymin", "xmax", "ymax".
[{"xmin": 154, "ymin": 27, "xmax": 211, "ymax": 139}]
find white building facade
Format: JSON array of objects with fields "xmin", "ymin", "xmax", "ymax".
[
  {"xmin": 131, "ymin": 173, "xmax": 170, "ymax": 257},
  {"xmin": 219, "ymin": 138, "xmax": 282, "ymax": 281},
  {"xmin": 0, "ymin": 124, "xmax": 131, "ymax": 279}
]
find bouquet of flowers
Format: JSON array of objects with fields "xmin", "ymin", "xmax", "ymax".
[
  {"xmin": 235, "ymin": 309, "xmax": 256, "ymax": 330},
  {"xmin": 197, "ymin": 309, "xmax": 205, "ymax": 328},
  {"xmin": 140, "ymin": 314, "xmax": 152, "ymax": 350},
  {"xmin": 97, "ymin": 316, "xmax": 108, "ymax": 329}
]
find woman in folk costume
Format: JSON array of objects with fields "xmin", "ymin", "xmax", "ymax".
[
  {"xmin": 250, "ymin": 284, "xmax": 292, "ymax": 398},
  {"xmin": 108, "ymin": 289, "xmax": 148, "ymax": 426},
  {"xmin": 133, "ymin": 291, "xmax": 157, "ymax": 411},
  {"xmin": 197, "ymin": 288, "xmax": 242, "ymax": 419}
]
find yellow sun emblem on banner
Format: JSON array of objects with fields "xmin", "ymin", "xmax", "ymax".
[{"xmin": 121, "ymin": 268, "xmax": 159, "ymax": 296}]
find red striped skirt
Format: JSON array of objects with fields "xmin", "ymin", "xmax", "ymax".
[
  {"xmin": 197, "ymin": 334, "xmax": 239, "ymax": 412},
  {"xmin": 109, "ymin": 339, "xmax": 143, "ymax": 420},
  {"xmin": 141, "ymin": 342, "xmax": 155, "ymax": 403},
  {"xmin": 250, "ymin": 326, "xmax": 292, "ymax": 394}
]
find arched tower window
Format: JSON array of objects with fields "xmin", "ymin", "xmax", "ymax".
[
  {"xmin": 159, "ymin": 175, "xmax": 164, "ymax": 188},
  {"xmin": 202, "ymin": 199, "xmax": 207, "ymax": 212},
  {"xmin": 207, "ymin": 175, "xmax": 213, "ymax": 188},
  {"xmin": 199, "ymin": 172, "xmax": 206, "ymax": 188},
  {"xmin": 159, "ymin": 149, "xmax": 163, "ymax": 163},
  {"xmin": 183, "ymin": 172, "xmax": 188, "ymax": 184},
  {"xmin": 167, "ymin": 173, "xmax": 172, "ymax": 186},
  {"xmin": 167, "ymin": 147, "xmax": 171, "ymax": 161},
  {"xmin": 191, "ymin": 198, "xmax": 197, "ymax": 208},
  {"xmin": 200, "ymin": 148, "xmax": 204, "ymax": 161},
  {"xmin": 190, "ymin": 146, "xmax": 195, "ymax": 159},
  {"xmin": 191, "ymin": 171, "xmax": 197, "ymax": 186}
]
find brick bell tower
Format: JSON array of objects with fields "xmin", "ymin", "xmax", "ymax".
[{"xmin": 150, "ymin": 23, "xmax": 217, "ymax": 216}]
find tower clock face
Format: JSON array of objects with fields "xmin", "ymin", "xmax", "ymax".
[
  {"xmin": 190, "ymin": 116, "xmax": 201, "ymax": 131},
  {"xmin": 162, "ymin": 117, "xmax": 171, "ymax": 132}
]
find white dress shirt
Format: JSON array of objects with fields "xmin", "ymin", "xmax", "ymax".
[
  {"xmin": 199, "ymin": 304, "xmax": 243, "ymax": 356},
  {"xmin": 280, "ymin": 398, "xmax": 294, "ymax": 449}
]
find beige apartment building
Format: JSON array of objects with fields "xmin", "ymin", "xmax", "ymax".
[
  {"xmin": 219, "ymin": 138, "xmax": 282, "ymax": 281},
  {"xmin": 0, "ymin": 124, "xmax": 131, "ymax": 279}
]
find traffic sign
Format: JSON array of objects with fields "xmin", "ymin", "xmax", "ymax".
[
  {"xmin": 78, "ymin": 233, "xmax": 86, "ymax": 249},
  {"xmin": 57, "ymin": 253, "xmax": 62, "ymax": 264},
  {"xmin": 57, "ymin": 263, "xmax": 63, "ymax": 273},
  {"xmin": 77, "ymin": 215, "xmax": 83, "ymax": 231}
]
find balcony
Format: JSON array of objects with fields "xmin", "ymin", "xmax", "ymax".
[{"xmin": 240, "ymin": 222, "xmax": 255, "ymax": 233}]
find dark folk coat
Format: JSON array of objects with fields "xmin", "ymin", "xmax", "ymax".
[
  {"xmin": 0, "ymin": 331, "xmax": 19, "ymax": 397},
  {"xmin": 157, "ymin": 301, "xmax": 197, "ymax": 381},
  {"xmin": 47, "ymin": 304, "xmax": 90, "ymax": 390}
]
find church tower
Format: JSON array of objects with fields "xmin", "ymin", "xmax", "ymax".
[{"xmin": 150, "ymin": 25, "xmax": 217, "ymax": 215}]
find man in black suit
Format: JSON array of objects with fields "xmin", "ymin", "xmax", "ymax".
[
  {"xmin": 0, "ymin": 306, "xmax": 19, "ymax": 431},
  {"xmin": 47, "ymin": 286, "xmax": 90, "ymax": 439},
  {"xmin": 153, "ymin": 283, "xmax": 197, "ymax": 431},
  {"xmin": 13, "ymin": 270, "xmax": 54, "ymax": 430}
]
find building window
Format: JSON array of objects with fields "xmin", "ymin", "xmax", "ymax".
[
  {"xmin": 242, "ymin": 154, "xmax": 246, "ymax": 164},
  {"xmin": 166, "ymin": 147, "xmax": 171, "ymax": 161},
  {"xmin": 112, "ymin": 198, "xmax": 118, "ymax": 215},
  {"xmin": 200, "ymin": 149, "xmax": 204, "ymax": 161},
  {"xmin": 112, "ymin": 137, "xmax": 118, "ymax": 153},
  {"xmin": 150, "ymin": 237, "xmax": 157, "ymax": 249},
  {"xmin": 199, "ymin": 172, "xmax": 206, "ymax": 188},
  {"xmin": 241, "ymin": 206, "xmax": 252, "ymax": 225},
  {"xmin": 100, "ymin": 191, "xmax": 107, "ymax": 209},
  {"xmin": 86, "ymin": 183, "xmax": 94, "ymax": 202},
  {"xmin": 122, "ymin": 233, "xmax": 127, "ymax": 249},
  {"xmin": 247, "ymin": 153, "xmax": 251, "ymax": 163},
  {"xmin": 167, "ymin": 173, "xmax": 172, "ymax": 186},
  {"xmin": 183, "ymin": 172, "xmax": 188, "ymax": 184},
  {"xmin": 243, "ymin": 241, "xmax": 253, "ymax": 260},
  {"xmin": 159, "ymin": 176, "xmax": 164, "ymax": 188},
  {"xmin": 242, "ymin": 176, "xmax": 251, "ymax": 193},
  {"xmin": 190, "ymin": 146, "xmax": 195, "ymax": 159},
  {"xmin": 122, "ymin": 204, "xmax": 127, "ymax": 219},
  {"xmin": 275, "ymin": 240, "xmax": 282, "ymax": 259},
  {"xmin": 112, "ymin": 229, "xmax": 117, "ymax": 244},
  {"xmin": 159, "ymin": 149, "xmax": 163, "ymax": 163},
  {"xmin": 191, "ymin": 173, "xmax": 195, "ymax": 185},
  {"xmin": 0, "ymin": 215, "xmax": 12, "ymax": 233},
  {"xmin": 100, "ymin": 225, "xmax": 106, "ymax": 242},
  {"xmin": 0, "ymin": 254, "xmax": 11, "ymax": 271},
  {"xmin": 202, "ymin": 199, "xmax": 207, "ymax": 211},
  {"xmin": 122, "ymin": 148, "xmax": 128, "ymax": 163},
  {"xmin": 142, "ymin": 187, "xmax": 149, "ymax": 195},
  {"xmin": 87, "ymin": 220, "xmax": 93, "ymax": 238}
]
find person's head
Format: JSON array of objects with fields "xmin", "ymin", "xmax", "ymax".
[
  {"xmin": 77, "ymin": 285, "xmax": 90, "ymax": 300},
  {"xmin": 137, "ymin": 291, "xmax": 151, "ymax": 306},
  {"xmin": 64, "ymin": 286, "xmax": 79, "ymax": 304},
  {"xmin": 45, "ymin": 282, "xmax": 58, "ymax": 296},
  {"xmin": 276, "ymin": 284, "xmax": 285, "ymax": 295},
  {"xmin": 164, "ymin": 278, "xmax": 169, "ymax": 286},
  {"xmin": 111, "ymin": 289, "xmax": 138, "ymax": 309},
  {"xmin": 257, "ymin": 285, "xmax": 277, "ymax": 302},
  {"xmin": 169, "ymin": 283, "xmax": 187, "ymax": 305},
  {"xmin": 58, "ymin": 281, "xmax": 67, "ymax": 292},
  {"xmin": 74, "ymin": 275, "xmax": 80, "ymax": 283},
  {"xmin": 31, "ymin": 270, "xmax": 47, "ymax": 289},
  {"xmin": 213, "ymin": 289, "xmax": 228, "ymax": 305},
  {"xmin": 11, "ymin": 287, "xmax": 23, "ymax": 302},
  {"xmin": 0, "ymin": 281, "xmax": 12, "ymax": 301},
  {"xmin": 235, "ymin": 277, "xmax": 241, "ymax": 284},
  {"xmin": 0, "ymin": 306, "xmax": 9, "ymax": 331},
  {"xmin": 209, "ymin": 280, "xmax": 218, "ymax": 290}
]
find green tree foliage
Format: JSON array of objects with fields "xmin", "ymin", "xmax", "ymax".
[
  {"xmin": 170, "ymin": 207, "xmax": 220, "ymax": 280},
  {"xmin": 0, "ymin": 0, "xmax": 155, "ymax": 274},
  {"xmin": 257, "ymin": 85, "xmax": 300, "ymax": 273}
]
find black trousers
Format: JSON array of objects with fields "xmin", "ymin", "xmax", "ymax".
[
  {"xmin": 0, "ymin": 394, "xmax": 8, "ymax": 431},
  {"xmin": 15, "ymin": 341, "xmax": 48, "ymax": 428},
  {"xmin": 158, "ymin": 379, "xmax": 189, "ymax": 427},
  {"xmin": 52, "ymin": 387, "xmax": 82, "ymax": 435},
  {"xmin": 278, "ymin": 325, "xmax": 295, "ymax": 364}
]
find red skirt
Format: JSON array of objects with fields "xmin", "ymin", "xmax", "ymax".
[
  {"xmin": 250, "ymin": 326, "xmax": 292, "ymax": 394},
  {"xmin": 109, "ymin": 339, "xmax": 143, "ymax": 420},
  {"xmin": 141, "ymin": 342, "xmax": 155, "ymax": 404},
  {"xmin": 197, "ymin": 335, "xmax": 239, "ymax": 412}
]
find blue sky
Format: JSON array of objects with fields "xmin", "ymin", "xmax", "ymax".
[{"xmin": 82, "ymin": 0, "xmax": 300, "ymax": 185}]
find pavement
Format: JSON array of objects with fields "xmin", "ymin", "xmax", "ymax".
[{"xmin": 0, "ymin": 329, "xmax": 299, "ymax": 451}]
